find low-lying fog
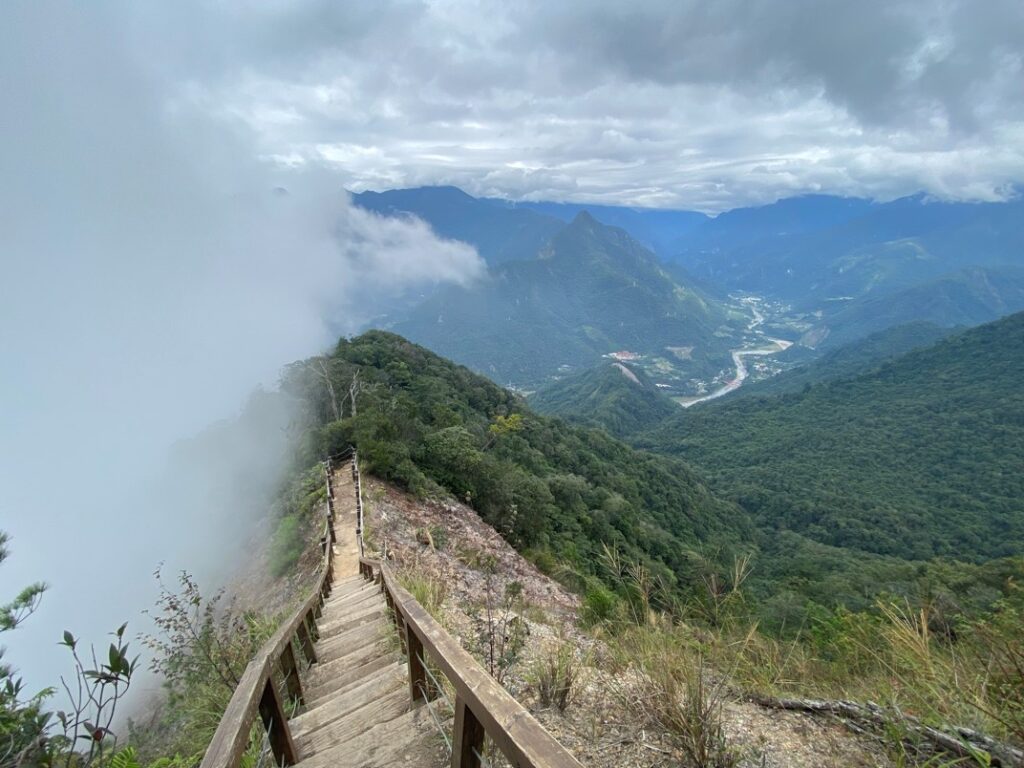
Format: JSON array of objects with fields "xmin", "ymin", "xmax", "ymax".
[{"xmin": 0, "ymin": 4, "xmax": 482, "ymax": 702}]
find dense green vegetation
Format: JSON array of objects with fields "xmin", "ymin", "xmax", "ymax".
[
  {"xmin": 529, "ymin": 360, "xmax": 680, "ymax": 437},
  {"xmin": 284, "ymin": 330, "xmax": 754, "ymax": 604},
  {"xmin": 392, "ymin": 212, "xmax": 741, "ymax": 387},
  {"xmin": 732, "ymin": 321, "xmax": 955, "ymax": 399},
  {"xmin": 284, "ymin": 328, "xmax": 1023, "ymax": 634},
  {"xmin": 814, "ymin": 265, "xmax": 1024, "ymax": 349},
  {"xmin": 640, "ymin": 312, "xmax": 1024, "ymax": 563}
]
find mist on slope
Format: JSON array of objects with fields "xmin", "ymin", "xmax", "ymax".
[{"xmin": 0, "ymin": 4, "xmax": 483, "ymax": 700}]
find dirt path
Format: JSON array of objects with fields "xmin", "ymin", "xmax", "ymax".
[{"xmin": 329, "ymin": 461, "xmax": 361, "ymax": 579}]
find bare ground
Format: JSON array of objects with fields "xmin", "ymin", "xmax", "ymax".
[{"xmin": 363, "ymin": 476, "xmax": 891, "ymax": 768}]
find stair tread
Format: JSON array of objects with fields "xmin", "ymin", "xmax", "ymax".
[
  {"xmin": 292, "ymin": 663, "xmax": 406, "ymax": 746},
  {"xmin": 323, "ymin": 593, "xmax": 380, "ymax": 618},
  {"xmin": 312, "ymin": 638, "xmax": 387, "ymax": 677},
  {"xmin": 294, "ymin": 684, "xmax": 409, "ymax": 753},
  {"xmin": 305, "ymin": 650, "xmax": 404, "ymax": 708},
  {"xmin": 318, "ymin": 605, "xmax": 386, "ymax": 639},
  {"xmin": 311, "ymin": 618, "xmax": 387, "ymax": 663},
  {"xmin": 293, "ymin": 699, "xmax": 446, "ymax": 768}
]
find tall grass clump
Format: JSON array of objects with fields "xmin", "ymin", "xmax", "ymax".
[{"xmin": 527, "ymin": 638, "xmax": 584, "ymax": 713}]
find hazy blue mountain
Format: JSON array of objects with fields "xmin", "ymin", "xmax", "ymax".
[
  {"xmin": 813, "ymin": 265, "xmax": 1024, "ymax": 348},
  {"xmin": 529, "ymin": 360, "xmax": 680, "ymax": 437},
  {"xmin": 679, "ymin": 194, "xmax": 873, "ymax": 255},
  {"xmin": 640, "ymin": 311, "xmax": 1024, "ymax": 562},
  {"xmin": 678, "ymin": 194, "xmax": 1024, "ymax": 305},
  {"xmin": 352, "ymin": 186, "xmax": 563, "ymax": 265},
  {"xmin": 499, "ymin": 199, "xmax": 709, "ymax": 256},
  {"xmin": 392, "ymin": 212, "xmax": 739, "ymax": 387}
]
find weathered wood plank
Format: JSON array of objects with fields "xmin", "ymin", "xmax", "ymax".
[
  {"xmin": 292, "ymin": 664, "xmax": 406, "ymax": 745},
  {"xmin": 303, "ymin": 652, "xmax": 403, "ymax": 708}
]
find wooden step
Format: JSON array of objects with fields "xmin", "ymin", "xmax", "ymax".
[
  {"xmin": 297, "ymin": 686, "xmax": 409, "ymax": 755},
  {"xmin": 311, "ymin": 626, "xmax": 390, "ymax": 673},
  {"xmin": 304, "ymin": 650, "xmax": 403, "ymax": 708},
  {"xmin": 315, "ymin": 619, "xmax": 390, "ymax": 663},
  {"xmin": 292, "ymin": 699, "xmax": 446, "ymax": 768},
  {"xmin": 318, "ymin": 603, "xmax": 386, "ymax": 639},
  {"xmin": 324, "ymin": 578, "xmax": 369, "ymax": 602},
  {"xmin": 292, "ymin": 665, "xmax": 407, "ymax": 749},
  {"xmin": 323, "ymin": 588, "xmax": 381, "ymax": 613}
]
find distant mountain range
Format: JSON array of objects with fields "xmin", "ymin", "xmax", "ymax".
[
  {"xmin": 387, "ymin": 210, "xmax": 742, "ymax": 387},
  {"xmin": 353, "ymin": 185, "xmax": 1024, "ymax": 387},
  {"xmin": 812, "ymin": 265, "xmax": 1024, "ymax": 348},
  {"xmin": 353, "ymin": 186, "xmax": 562, "ymax": 266},
  {"xmin": 675, "ymin": 192, "xmax": 1024, "ymax": 307}
]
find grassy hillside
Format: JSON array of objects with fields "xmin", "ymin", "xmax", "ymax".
[
  {"xmin": 640, "ymin": 312, "xmax": 1024, "ymax": 562},
  {"xmin": 283, "ymin": 329, "xmax": 1023, "ymax": 634},
  {"xmin": 529, "ymin": 360, "xmax": 680, "ymax": 437}
]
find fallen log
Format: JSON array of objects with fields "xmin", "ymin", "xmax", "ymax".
[{"xmin": 743, "ymin": 693, "xmax": 1023, "ymax": 767}]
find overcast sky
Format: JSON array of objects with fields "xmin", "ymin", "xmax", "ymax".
[
  {"xmin": 1, "ymin": 0, "xmax": 1023, "ymax": 707},
  {"xmin": 119, "ymin": 0, "xmax": 1024, "ymax": 211}
]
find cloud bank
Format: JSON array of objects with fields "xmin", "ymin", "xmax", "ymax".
[
  {"xmin": 0, "ymin": 2, "xmax": 481, "ymax": 695},
  {"xmin": 152, "ymin": 0, "xmax": 1024, "ymax": 211}
]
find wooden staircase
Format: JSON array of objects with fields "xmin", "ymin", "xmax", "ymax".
[
  {"xmin": 200, "ymin": 450, "xmax": 581, "ymax": 768},
  {"xmin": 289, "ymin": 574, "xmax": 442, "ymax": 767}
]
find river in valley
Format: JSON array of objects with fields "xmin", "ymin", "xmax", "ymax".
[{"xmin": 676, "ymin": 296, "xmax": 793, "ymax": 408}]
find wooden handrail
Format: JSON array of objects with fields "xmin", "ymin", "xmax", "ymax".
[
  {"xmin": 351, "ymin": 451, "xmax": 365, "ymax": 557},
  {"xmin": 199, "ymin": 463, "xmax": 339, "ymax": 768},
  {"xmin": 201, "ymin": 447, "xmax": 581, "ymax": 768},
  {"xmin": 358, "ymin": 557, "xmax": 583, "ymax": 768}
]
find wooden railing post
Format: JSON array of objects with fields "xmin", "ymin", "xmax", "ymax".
[
  {"xmin": 297, "ymin": 612, "xmax": 318, "ymax": 660},
  {"xmin": 279, "ymin": 642, "xmax": 304, "ymax": 706},
  {"xmin": 258, "ymin": 678, "xmax": 298, "ymax": 766},
  {"xmin": 452, "ymin": 697, "xmax": 484, "ymax": 768},
  {"xmin": 405, "ymin": 624, "xmax": 431, "ymax": 704}
]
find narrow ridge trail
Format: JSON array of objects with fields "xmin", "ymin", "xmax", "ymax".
[{"xmin": 288, "ymin": 460, "xmax": 446, "ymax": 768}]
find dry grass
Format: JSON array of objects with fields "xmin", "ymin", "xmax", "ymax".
[
  {"xmin": 606, "ymin": 626, "xmax": 739, "ymax": 768},
  {"xmin": 527, "ymin": 637, "xmax": 586, "ymax": 713}
]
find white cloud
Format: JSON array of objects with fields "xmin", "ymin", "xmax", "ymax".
[
  {"xmin": 0, "ymin": 1, "xmax": 483, "ymax": 695},
  {"xmin": 149, "ymin": 0, "xmax": 1024, "ymax": 211}
]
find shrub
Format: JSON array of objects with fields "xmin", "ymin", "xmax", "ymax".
[
  {"xmin": 581, "ymin": 584, "xmax": 619, "ymax": 626},
  {"xmin": 268, "ymin": 514, "xmax": 303, "ymax": 576}
]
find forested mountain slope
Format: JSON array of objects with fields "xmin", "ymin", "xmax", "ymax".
[
  {"xmin": 731, "ymin": 321, "xmax": 955, "ymax": 399},
  {"xmin": 283, "ymin": 330, "xmax": 754, "ymax": 604},
  {"xmin": 392, "ymin": 212, "xmax": 740, "ymax": 387},
  {"xmin": 640, "ymin": 311, "xmax": 1024, "ymax": 562},
  {"xmin": 812, "ymin": 265, "xmax": 1024, "ymax": 349},
  {"xmin": 529, "ymin": 360, "xmax": 680, "ymax": 437}
]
